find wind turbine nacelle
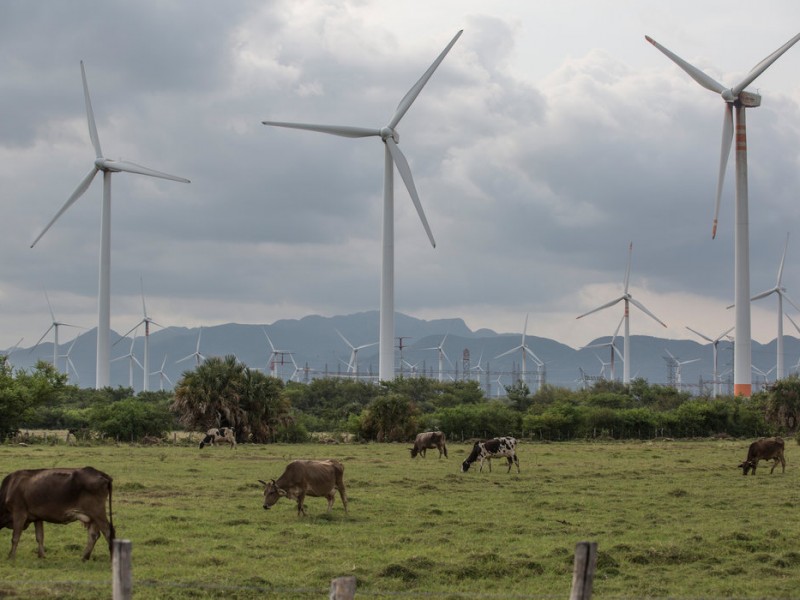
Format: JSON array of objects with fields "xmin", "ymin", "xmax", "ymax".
[
  {"xmin": 380, "ymin": 127, "xmax": 399, "ymax": 143},
  {"xmin": 737, "ymin": 91, "xmax": 761, "ymax": 108}
]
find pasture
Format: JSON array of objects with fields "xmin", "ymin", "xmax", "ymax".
[{"xmin": 0, "ymin": 438, "xmax": 798, "ymax": 599}]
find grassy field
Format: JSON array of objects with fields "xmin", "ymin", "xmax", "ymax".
[{"xmin": 0, "ymin": 438, "xmax": 798, "ymax": 599}]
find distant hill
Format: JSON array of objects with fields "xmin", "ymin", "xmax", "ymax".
[{"xmin": 3, "ymin": 310, "xmax": 794, "ymax": 395}]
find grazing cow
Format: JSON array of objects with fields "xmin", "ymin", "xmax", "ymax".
[
  {"xmin": 739, "ymin": 437, "xmax": 786, "ymax": 475},
  {"xmin": 199, "ymin": 427, "xmax": 236, "ymax": 449},
  {"xmin": 461, "ymin": 437, "xmax": 520, "ymax": 473},
  {"xmin": 0, "ymin": 466, "xmax": 115, "ymax": 560},
  {"xmin": 410, "ymin": 431, "xmax": 448, "ymax": 459},
  {"xmin": 259, "ymin": 459, "xmax": 348, "ymax": 516}
]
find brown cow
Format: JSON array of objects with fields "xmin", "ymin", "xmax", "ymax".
[
  {"xmin": 739, "ymin": 437, "xmax": 786, "ymax": 475},
  {"xmin": 409, "ymin": 431, "xmax": 448, "ymax": 458},
  {"xmin": 0, "ymin": 466, "xmax": 115, "ymax": 560},
  {"xmin": 259, "ymin": 460, "xmax": 348, "ymax": 516}
]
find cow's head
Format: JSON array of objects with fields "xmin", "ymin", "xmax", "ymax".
[
  {"xmin": 410, "ymin": 447, "xmax": 419, "ymax": 458},
  {"xmin": 460, "ymin": 460, "xmax": 472, "ymax": 472},
  {"xmin": 739, "ymin": 460, "xmax": 756, "ymax": 475},
  {"xmin": 258, "ymin": 479, "xmax": 287, "ymax": 509}
]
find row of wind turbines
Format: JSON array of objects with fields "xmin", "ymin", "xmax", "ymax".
[{"xmin": 26, "ymin": 29, "xmax": 800, "ymax": 397}]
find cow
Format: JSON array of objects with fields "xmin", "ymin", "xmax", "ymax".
[
  {"xmin": 259, "ymin": 459, "xmax": 348, "ymax": 516},
  {"xmin": 461, "ymin": 437, "xmax": 520, "ymax": 473},
  {"xmin": 199, "ymin": 427, "xmax": 236, "ymax": 449},
  {"xmin": 410, "ymin": 431, "xmax": 448, "ymax": 459},
  {"xmin": 0, "ymin": 466, "xmax": 115, "ymax": 560},
  {"xmin": 739, "ymin": 437, "xmax": 786, "ymax": 475}
]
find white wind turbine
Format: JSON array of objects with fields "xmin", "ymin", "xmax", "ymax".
[
  {"xmin": 580, "ymin": 314, "xmax": 625, "ymax": 381},
  {"xmin": 470, "ymin": 350, "xmax": 485, "ymax": 383},
  {"xmin": 30, "ymin": 61, "xmax": 190, "ymax": 390},
  {"xmin": 177, "ymin": 328, "xmax": 206, "ymax": 368},
  {"xmin": 119, "ymin": 277, "xmax": 162, "ymax": 392},
  {"xmin": 263, "ymin": 329, "xmax": 293, "ymax": 379},
  {"xmin": 262, "ymin": 31, "xmax": 462, "ymax": 381},
  {"xmin": 664, "ymin": 349, "xmax": 700, "ymax": 391},
  {"xmin": 151, "ymin": 355, "xmax": 173, "ymax": 391},
  {"xmin": 336, "ymin": 329, "xmax": 378, "ymax": 380},
  {"xmin": 32, "ymin": 291, "xmax": 80, "ymax": 372},
  {"xmin": 750, "ymin": 233, "xmax": 800, "ymax": 380},
  {"xmin": 495, "ymin": 314, "xmax": 543, "ymax": 388},
  {"xmin": 60, "ymin": 338, "xmax": 80, "ymax": 385},
  {"xmin": 424, "ymin": 333, "xmax": 454, "ymax": 383},
  {"xmin": 686, "ymin": 325, "xmax": 734, "ymax": 398},
  {"xmin": 112, "ymin": 332, "xmax": 142, "ymax": 389},
  {"xmin": 646, "ymin": 32, "xmax": 800, "ymax": 396},
  {"xmin": 577, "ymin": 243, "xmax": 666, "ymax": 385}
]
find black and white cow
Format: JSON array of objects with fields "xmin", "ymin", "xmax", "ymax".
[
  {"xmin": 461, "ymin": 437, "xmax": 519, "ymax": 473},
  {"xmin": 199, "ymin": 427, "xmax": 236, "ymax": 449}
]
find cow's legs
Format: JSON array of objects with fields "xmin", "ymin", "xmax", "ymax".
[
  {"xmin": 506, "ymin": 457, "xmax": 513, "ymax": 473},
  {"xmin": 82, "ymin": 522, "xmax": 101, "ymax": 560},
  {"xmin": 8, "ymin": 516, "xmax": 29, "ymax": 559},
  {"xmin": 337, "ymin": 484, "xmax": 349, "ymax": 513},
  {"xmin": 326, "ymin": 492, "xmax": 335, "ymax": 512},
  {"xmin": 34, "ymin": 521, "xmax": 45, "ymax": 558},
  {"xmin": 770, "ymin": 457, "xmax": 785, "ymax": 474},
  {"xmin": 296, "ymin": 493, "xmax": 307, "ymax": 516},
  {"xmin": 512, "ymin": 455, "xmax": 520, "ymax": 473}
]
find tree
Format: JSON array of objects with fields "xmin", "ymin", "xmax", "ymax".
[
  {"xmin": 357, "ymin": 393, "xmax": 419, "ymax": 441},
  {"xmin": 765, "ymin": 375, "xmax": 800, "ymax": 432},
  {"xmin": 0, "ymin": 358, "xmax": 69, "ymax": 439}
]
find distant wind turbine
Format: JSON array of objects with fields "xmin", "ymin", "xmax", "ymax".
[
  {"xmin": 151, "ymin": 355, "xmax": 173, "ymax": 391},
  {"xmin": 60, "ymin": 338, "xmax": 80, "ymax": 386},
  {"xmin": 664, "ymin": 349, "xmax": 700, "ymax": 391},
  {"xmin": 686, "ymin": 325, "xmax": 734, "ymax": 398},
  {"xmin": 177, "ymin": 328, "xmax": 206, "ymax": 367},
  {"xmin": 750, "ymin": 233, "xmax": 800, "ymax": 380},
  {"xmin": 495, "ymin": 314, "xmax": 543, "ymax": 388},
  {"xmin": 262, "ymin": 31, "xmax": 462, "ymax": 381},
  {"xmin": 263, "ymin": 329, "xmax": 293, "ymax": 379},
  {"xmin": 336, "ymin": 329, "xmax": 378, "ymax": 380},
  {"xmin": 30, "ymin": 61, "xmax": 190, "ymax": 389},
  {"xmin": 119, "ymin": 277, "xmax": 162, "ymax": 392},
  {"xmin": 577, "ymin": 243, "xmax": 666, "ymax": 385},
  {"xmin": 424, "ymin": 333, "xmax": 454, "ymax": 383},
  {"xmin": 32, "ymin": 290, "xmax": 80, "ymax": 372},
  {"xmin": 646, "ymin": 32, "xmax": 800, "ymax": 396},
  {"xmin": 112, "ymin": 333, "xmax": 143, "ymax": 389},
  {"xmin": 580, "ymin": 314, "xmax": 625, "ymax": 381}
]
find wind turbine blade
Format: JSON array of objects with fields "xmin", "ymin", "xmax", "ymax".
[
  {"xmin": 385, "ymin": 137, "xmax": 436, "ymax": 247},
  {"xmin": 116, "ymin": 321, "xmax": 144, "ymax": 342},
  {"xmin": 576, "ymin": 296, "xmax": 624, "ymax": 319},
  {"xmin": 781, "ymin": 291, "xmax": 800, "ymax": 314},
  {"xmin": 629, "ymin": 297, "xmax": 667, "ymax": 327},
  {"xmin": 31, "ymin": 167, "xmax": 99, "ymax": 248},
  {"xmin": 524, "ymin": 346, "xmax": 543, "ymax": 366},
  {"xmin": 494, "ymin": 345, "xmax": 520, "ymax": 360},
  {"xmin": 777, "ymin": 233, "xmax": 790, "ymax": 285},
  {"xmin": 731, "ymin": 32, "xmax": 800, "ymax": 97},
  {"xmin": 686, "ymin": 326, "xmax": 713, "ymax": 343},
  {"xmin": 80, "ymin": 61, "xmax": 102, "ymax": 158},
  {"xmin": 644, "ymin": 36, "xmax": 726, "ymax": 94},
  {"xmin": 140, "ymin": 276, "xmax": 148, "ymax": 317},
  {"xmin": 786, "ymin": 312, "xmax": 800, "ymax": 335},
  {"xmin": 389, "ymin": 30, "xmax": 463, "ymax": 129},
  {"xmin": 262, "ymin": 328, "xmax": 276, "ymax": 352},
  {"xmin": 623, "ymin": 242, "xmax": 633, "ymax": 293},
  {"xmin": 99, "ymin": 159, "xmax": 190, "ymax": 183},
  {"xmin": 336, "ymin": 329, "xmax": 355, "ymax": 350},
  {"xmin": 31, "ymin": 325, "xmax": 55, "ymax": 350},
  {"xmin": 44, "ymin": 290, "xmax": 56, "ymax": 321},
  {"xmin": 713, "ymin": 104, "xmax": 733, "ymax": 239},
  {"xmin": 750, "ymin": 287, "xmax": 776, "ymax": 302},
  {"xmin": 262, "ymin": 121, "xmax": 381, "ymax": 138},
  {"xmin": 612, "ymin": 314, "xmax": 625, "ymax": 338}
]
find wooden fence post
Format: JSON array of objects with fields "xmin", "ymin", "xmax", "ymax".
[
  {"xmin": 112, "ymin": 539, "xmax": 133, "ymax": 600},
  {"xmin": 329, "ymin": 575, "xmax": 356, "ymax": 600},
  {"xmin": 569, "ymin": 541, "xmax": 597, "ymax": 600}
]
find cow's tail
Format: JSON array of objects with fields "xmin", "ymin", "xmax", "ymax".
[{"xmin": 107, "ymin": 477, "xmax": 116, "ymax": 554}]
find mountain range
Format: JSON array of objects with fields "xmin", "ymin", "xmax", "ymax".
[{"xmin": 3, "ymin": 311, "xmax": 795, "ymax": 395}]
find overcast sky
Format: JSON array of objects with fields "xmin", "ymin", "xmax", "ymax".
[{"xmin": 3, "ymin": 0, "xmax": 800, "ymax": 354}]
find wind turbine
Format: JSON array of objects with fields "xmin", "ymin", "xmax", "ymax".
[
  {"xmin": 112, "ymin": 332, "xmax": 143, "ymax": 389},
  {"xmin": 580, "ymin": 314, "xmax": 625, "ymax": 381},
  {"xmin": 646, "ymin": 32, "xmax": 800, "ymax": 396},
  {"xmin": 119, "ymin": 277, "xmax": 162, "ymax": 392},
  {"xmin": 686, "ymin": 325, "xmax": 734, "ymax": 398},
  {"xmin": 32, "ymin": 291, "xmax": 80, "ymax": 372},
  {"xmin": 151, "ymin": 355, "xmax": 173, "ymax": 391},
  {"xmin": 336, "ymin": 329, "xmax": 378, "ymax": 380},
  {"xmin": 60, "ymin": 338, "xmax": 80, "ymax": 386},
  {"xmin": 424, "ymin": 333, "xmax": 453, "ymax": 383},
  {"xmin": 751, "ymin": 233, "xmax": 800, "ymax": 380},
  {"xmin": 470, "ymin": 350, "xmax": 485, "ymax": 383},
  {"xmin": 177, "ymin": 328, "xmax": 206, "ymax": 367},
  {"xmin": 30, "ymin": 61, "xmax": 190, "ymax": 389},
  {"xmin": 263, "ymin": 329, "xmax": 293, "ymax": 379},
  {"xmin": 262, "ymin": 31, "xmax": 462, "ymax": 381},
  {"xmin": 495, "ymin": 314, "xmax": 543, "ymax": 388},
  {"xmin": 577, "ymin": 242, "xmax": 666, "ymax": 384},
  {"xmin": 664, "ymin": 349, "xmax": 700, "ymax": 391}
]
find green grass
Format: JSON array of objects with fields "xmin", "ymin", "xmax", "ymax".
[{"xmin": 0, "ymin": 439, "xmax": 798, "ymax": 598}]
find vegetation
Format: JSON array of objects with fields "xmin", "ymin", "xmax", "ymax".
[{"xmin": 0, "ymin": 441, "xmax": 799, "ymax": 599}]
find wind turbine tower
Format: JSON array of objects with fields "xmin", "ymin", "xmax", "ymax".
[
  {"xmin": 646, "ymin": 32, "xmax": 800, "ymax": 396},
  {"xmin": 263, "ymin": 31, "xmax": 462, "ymax": 381},
  {"xmin": 30, "ymin": 62, "xmax": 189, "ymax": 389}
]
